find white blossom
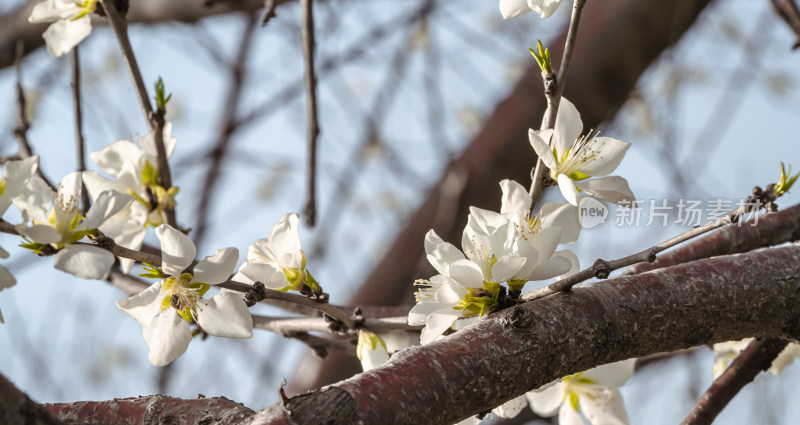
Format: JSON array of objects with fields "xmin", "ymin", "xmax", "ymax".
[
  {"xmin": 0, "ymin": 156, "xmax": 40, "ymax": 323},
  {"xmin": 117, "ymin": 224, "xmax": 251, "ymax": 366},
  {"xmin": 499, "ymin": 0, "xmax": 564, "ymax": 19},
  {"xmin": 527, "ymin": 359, "xmax": 635, "ymax": 425},
  {"xmin": 234, "ymin": 213, "xmax": 321, "ymax": 295},
  {"xmin": 15, "ymin": 172, "xmax": 133, "ymax": 279},
  {"xmin": 529, "ymin": 98, "xmax": 635, "ymax": 207},
  {"xmin": 28, "ymin": 0, "xmax": 97, "ymax": 57}
]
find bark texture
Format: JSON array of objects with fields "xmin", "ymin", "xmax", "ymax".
[
  {"xmin": 0, "ymin": 0, "xmax": 286, "ymax": 70},
  {"xmin": 298, "ymin": 0, "xmax": 718, "ymax": 391},
  {"xmin": 625, "ymin": 204, "xmax": 800, "ymax": 275},
  {"xmin": 45, "ymin": 394, "xmax": 255, "ymax": 425},
  {"xmin": 0, "ymin": 374, "xmax": 64, "ymax": 425},
  {"xmin": 43, "ymin": 244, "xmax": 800, "ymax": 424}
]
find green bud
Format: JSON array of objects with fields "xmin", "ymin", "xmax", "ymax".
[
  {"xmin": 774, "ymin": 162, "xmax": 800, "ymax": 196},
  {"xmin": 154, "ymin": 77, "xmax": 172, "ymax": 110},
  {"xmin": 528, "ymin": 40, "xmax": 553, "ymax": 73}
]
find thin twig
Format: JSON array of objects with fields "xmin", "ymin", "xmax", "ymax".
[
  {"xmin": 261, "ymin": 0, "xmax": 278, "ymax": 26},
  {"xmin": 217, "ymin": 279, "xmax": 357, "ymax": 329},
  {"xmin": 681, "ymin": 338, "xmax": 789, "ymax": 425},
  {"xmin": 300, "ymin": 0, "xmax": 320, "ymax": 227},
  {"xmin": 528, "ymin": 0, "xmax": 587, "ymax": 209},
  {"xmin": 522, "ymin": 197, "xmax": 769, "ymax": 302},
  {"xmin": 99, "ymin": 0, "xmax": 176, "ymax": 227},
  {"xmin": 13, "ymin": 40, "xmax": 54, "ymax": 190},
  {"xmin": 252, "ymin": 314, "xmax": 418, "ymax": 334},
  {"xmin": 770, "ymin": 0, "xmax": 800, "ymax": 49},
  {"xmin": 71, "ymin": 46, "xmax": 89, "ymax": 215}
]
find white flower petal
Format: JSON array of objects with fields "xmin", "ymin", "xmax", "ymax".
[
  {"xmin": 493, "ymin": 394, "xmax": 527, "ymax": 418},
  {"xmin": 13, "ymin": 175, "xmax": 53, "ymax": 223},
  {"xmin": 538, "ymin": 203, "xmax": 581, "ymax": 244},
  {"xmin": 267, "ymin": 213, "xmax": 303, "ymax": 268},
  {"xmin": 156, "ymin": 224, "xmax": 196, "ymax": 276},
  {"xmin": 449, "ymin": 259, "xmax": 485, "ymax": 288},
  {"xmin": 42, "ymin": 15, "xmax": 91, "ymax": 57},
  {"xmin": 238, "ymin": 262, "xmax": 287, "ymax": 289},
  {"xmin": 574, "ymin": 176, "xmax": 636, "ymax": 206},
  {"xmin": 428, "ymin": 242, "xmax": 466, "ymax": 276},
  {"xmin": 531, "ymin": 0, "xmax": 564, "ymax": 19},
  {"xmin": 117, "ymin": 283, "xmax": 163, "ymax": 326},
  {"xmin": 526, "ymin": 381, "xmax": 565, "ymax": 416},
  {"xmin": 195, "ymin": 292, "xmax": 253, "ymax": 338},
  {"xmin": 359, "ymin": 341, "xmax": 390, "ymax": 371},
  {"xmin": 80, "ymin": 189, "xmax": 134, "ymax": 230},
  {"xmin": 491, "ymin": 255, "xmax": 526, "ymax": 283},
  {"xmin": 529, "ymin": 128, "xmax": 557, "ymax": 170},
  {"xmin": 499, "ymin": 179, "xmax": 531, "ymax": 215},
  {"xmin": 435, "ymin": 282, "xmax": 468, "ymax": 305},
  {"xmin": 421, "ymin": 309, "xmax": 461, "ymax": 344},
  {"xmin": 3, "ymin": 155, "xmax": 38, "ymax": 197},
  {"xmin": 54, "ymin": 245, "xmax": 115, "ymax": 279},
  {"xmin": 529, "ymin": 252, "xmax": 574, "ymax": 281},
  {"xmin": 553, "ymin": 98, "xmax": 583, "ymax": 156},
  {"xmin": 143, "ymin": 309, "xmax": 192, "ymax": 366},
  {"xmin": 581, "ymin": 359, "xmax": 636, "ymax": 388},
  {"xmin": 580, "ymin": 387, "xmax": 629, "ymax": 425},
  {"xmin": 423, "ymin": 229, "xmax": 446, "ymax": 255},
  {"xmin": 193, "ymin": 247, "xmax": 238, "ymax": 285},
  {"xmin": 771, "ymin": 343, "xmax": 800, "ymax": 375},
  {"xmin": 29, "ymin": 0, "xmax": 81, "ymax": 22},
  {"xmin": 576, "ymin": 137, "xmax": 630, "ymax": 177},
  {"xmin": 17, "ymin": 224, "xmax": 60, "ymax": 244},
  {"xmin": 559, "ymin": 399, "xmax": 585, "ymax": 425},
  {"xmin": 499, "ymin": 0, "xmax": 531, "ymax": 19},
  {"xmin": 408, "ymin": 301, "xmax": 442, "ymax": 326},
  {"xmin": 557, "ymin": 174, "xmax": 581, "ymax": 207},
  {"xmin": 90, "ymin": 140, "xmax": 143, "ymax": 177}
]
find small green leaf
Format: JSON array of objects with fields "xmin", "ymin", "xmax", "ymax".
[
  {"xmin": 528, "ymin": 40, "xmax": 553, "ymax": 73},
  {"xmin": 154, "ymin": 77, "xmax": 172, "ymax": 109}
]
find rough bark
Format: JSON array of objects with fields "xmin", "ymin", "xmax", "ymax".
[
  {"xmin": 45, "ymin": 394, "xmax": 256, "ymax": 425},
  {"xmin": 0, "ymin": 0, "xmax": 288, "ymax": 70},
  {"xmin": 624, "ymin": 203, "xmax": 800, "ymax": 275},
  {"xmin": 297, "ymin": 0, "xmax": 718, "ymax": 391},
  {"xmin": 43, "ymin": 244, "xmax": 800, "ymax": 424},
  {"xmin": 0, "ymin": 374, "xmax": 64, "ymax": 425}
]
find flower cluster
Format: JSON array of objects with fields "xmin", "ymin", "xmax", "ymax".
[
  {"xmin": 29, "ymin": 0, "xmax": 98, "ymax": 57},
  {"xmin": 409, "ymin": 179, "xmax": 580, "ymax": 344},
  {"xmin": 83, "ymin": 124, "xmax": 179, "ymax": 272}
]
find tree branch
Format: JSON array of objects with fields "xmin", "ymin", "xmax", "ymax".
[
  {"xmin": 44, "ymin": 244, "xmax": 800, "ymax": 424},
  {"xmin": 681, "ymin": 338, "xmax": 789, "ymax": 425},
  {"xmin": 300, "ymin": 0, "xmax": 320, "ymax": 227},
  {"xmin": 0, "ymin": 374, "xmax": 63, "ymax": 425}
]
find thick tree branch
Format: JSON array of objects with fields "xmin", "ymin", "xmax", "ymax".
[
  {"xmin": 45, "ymin": 394, "xmax": 255, "ymax": 425},
  {"xmin": 0, "ymin": 375, "xmax": 63, "ymax": 425},
  {"xmin": 624, "ymin": 203, "xmax": 800, "ymax": 275},
  {"xmin": 681, "ymin": 338, "xmax": 789, "ymax": 425},
  {"xmin": 45, "ymin": 244, "xmax": 800, "ymax": 424}
]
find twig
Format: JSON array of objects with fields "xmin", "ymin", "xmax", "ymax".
[
  {"xmin": 217, "ymin": 279, "xmax": 357, "ymax": 329},
  {"xmin": 13, "ymin": 40, "xmax": 55, "ymax": 190},
  {"xmin": 252, "ymin": 314, "xmax": 418, "ymax": 335},
  {"xmin": 99, "ymin": 0, "xmax": 176, "ymax": 228},
  {"xmin": 280, "ymin": 331, "xmax": 355, "ymax": 358},
  {"xmin": 70, "ymin": 46, "xmax": 89, "ymax": 215},
  {"xmin": 300, "ymin": 0, "xmax": 320, "ymax": 227},
  {"xmin": 681, "ymin": 338, "xmax": 789, "ymax": 425},
  {"xmin": 192, "ymin": 13, "xmax": 257, "ymax": 247},
  {"xmin": 522, "ymin": 194, "xmax": 770, "ymax": 302},
  {"xmin": 770, "ymin": 0, "xmax": 800, "ymax": 49},
  {"xmin": 261, "ymin": 0, "xmax": 278, "ymax": 26},
  {"xmin": 528, "ymin": 0, "xmax": 587, "ymax": 209},
  {"xmin": 623, "ymin": 203, "xmax": 800, "ymax": 275}
]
